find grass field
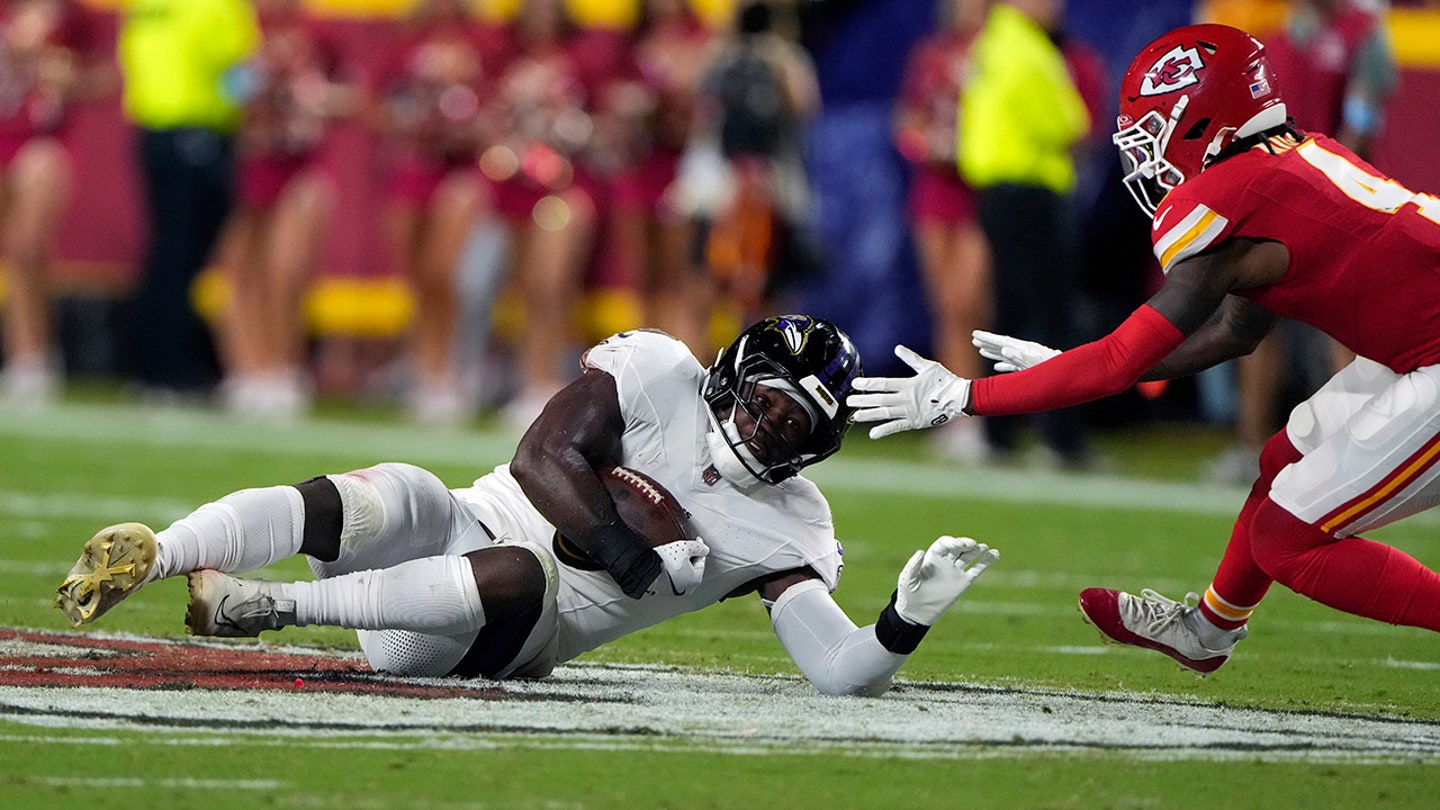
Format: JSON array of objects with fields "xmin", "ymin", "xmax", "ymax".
[{"xmin": 3, "ymin": 394, "xmax": 1439, "ymax": 809}]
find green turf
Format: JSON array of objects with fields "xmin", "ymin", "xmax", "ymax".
[
  {"xmin": 3, "ymin": 396, "xmax": 1439, "ymax": 808},
  {"xmin": 1, "ymin": 724, "xmax": 1435, "ymax": 810}
]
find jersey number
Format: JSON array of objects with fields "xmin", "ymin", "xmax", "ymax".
[{"xmin": 1298, "ymin": 140, "xmax": 1440, "ymax": 224}]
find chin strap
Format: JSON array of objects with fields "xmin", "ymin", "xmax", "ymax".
[{"xmin": 704, "ymin": 406, "xmax": 766, "ymax": 489}]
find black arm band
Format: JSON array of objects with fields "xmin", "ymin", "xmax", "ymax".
[
  {"xmin": 874, "ymin": 591, "xmax": 929, "ymax": 655},
  {"xmin": 584, "ymin": 521, "xmax": 662, "ymax": 600}
]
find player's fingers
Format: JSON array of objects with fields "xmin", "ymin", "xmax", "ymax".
[
  {"xmin": 850, "ymin": 377, "xmax": 902, "ymax": 393},
  {"xmin": 868, "ymin": 420, "xmax": 912, "ymax": 440},
  {"xmin": 852, "ymin": 405, "xmax": 907, "ymax": 424},
  {"xmin": 898, "ymin": 549, "xmax": 925, "ymax": 586},
  {"xmin": 894, "ymin": 344, "xmax": 930, "ymax": 372},
  {"xmin": 965, "ymin": 548, "xmax": 1000, "ymax": 579},
  {"xmin": 931, "ymin": 535, "xmax": 975, "ymax": 560},
  {"xmin": 847, "ymin": 391, "xmax": 900, "ymax": 409}
]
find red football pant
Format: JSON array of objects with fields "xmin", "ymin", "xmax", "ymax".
[{"xmin": 1206, "ymin": 430, "xmax": 1440, "ymax": 631}]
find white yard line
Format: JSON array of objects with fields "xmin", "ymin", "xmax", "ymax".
[
  {"xmin": 9, "ymin": 402, "xmax": 1440, "ymax": 528},
  {"xmin": 0, "ymin": 401, "xmax": 1247, "ymax": 516},
  {"xmin": 1, "ymin": 651, "xmax": 1437, "ymax": 764}
]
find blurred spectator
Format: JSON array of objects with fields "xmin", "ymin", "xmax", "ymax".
[
  {"xmin": 373, "ymin": 0, "xmax": 503, "ymax": 425},
  {"xmin": 1066, "ymin": 0, "xmax": 1195, "ymax": 427},
  {"xmin": 1209, "ymin": 0, "xmax": 1397, "ymax": 484},
  {"xmin": 958, "ymin": 0, "xmax": 1092, "ymax": 466},
  {"xmin": 0, "ymin": 0, "xmax": 110, "ymax": 407},
  {"xmin": 603, "ymin": 0, "xmax": 716, "ymax": 357},
  {"xmin": 894, "ymin": 0, "xmax": 993, "ymax": 461},
  {"xmin": 119, "ymin": 0, "xmax": 260, "ymax": 400},
  {"xmin": 217, "ymin": 0, "xmax": 361, "ymax": 421},
  {"xmin": 679, "ymin": 0, "xmax": 819, "ymax": 331},
  {"xmin": 798, "ymin": 0, "xmax": 934, "ymax": 372},
  {"xmin": 477, "ymin": 0, "xmax": 625, "ymax": 430}
]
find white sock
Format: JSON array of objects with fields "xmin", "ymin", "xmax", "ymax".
[
  {"xmin": 150, "ymin": 486, "xmax": 306, "ymax": 582},
  {"xmin": 1184, "ymin": 607, "xmax": 1241, "ymax": 648},
  {"xmin": 290, "ymin": 555, "xmax": 485, "ymax": 634}
]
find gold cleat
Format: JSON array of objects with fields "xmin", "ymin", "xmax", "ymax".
[{"xmin": 55, "ymin": 522, "xmax": 158, "ymax": 626}]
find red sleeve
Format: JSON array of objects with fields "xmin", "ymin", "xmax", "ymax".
[{"xmin": 971, "ymin": 306, "xmax": 1185, "ymax": 416}]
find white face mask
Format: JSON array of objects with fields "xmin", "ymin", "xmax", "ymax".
[{"xmin": 704, "ymin": 405, "xmax": 764, "ymax": 490}]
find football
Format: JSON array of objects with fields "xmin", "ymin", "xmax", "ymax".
[{"xmin": 552, "ymin": 466, "xmax": 697, "ymax": 570}]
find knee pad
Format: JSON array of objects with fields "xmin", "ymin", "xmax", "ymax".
[{"xmin": 311, "ymin": 463, "xmax": 456, "ymax": 579}]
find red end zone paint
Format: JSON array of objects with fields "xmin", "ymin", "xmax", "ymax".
[{"xmin": 0, "ymin": 627, "xmax": 510, "ymax": 700}]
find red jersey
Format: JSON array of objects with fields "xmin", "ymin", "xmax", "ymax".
[
  {"xmin": 242, "ymin": 10, "xmax": 346, "ymax": 157},
  {"xmin": 376, "ymin": 17, "xmax": 510, "ymax": 161},
  {"xmin": 0, "ymin": 0, "xmax": 98, "ymax": 142},
  {"xmin": 1151, "ymin": 134, "xmax": 1440, "ymax": 374},
  {"xmin": 897, "ymin": 30, "xmax": 972, "ymax": 166}
]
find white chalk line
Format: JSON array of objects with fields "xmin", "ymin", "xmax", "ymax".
[
  {"xmin": 0, "ymin": 401, "xmax": 1248, "ymax": 516},
  {"xmin": 32, "ymin": 776, "xmax": 284, "ymax": 791},
  {"xmin": 2, "ymin": 636, "xmax": 1438, "ymax": 765}
]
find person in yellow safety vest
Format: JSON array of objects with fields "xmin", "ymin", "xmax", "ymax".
[
  {"xmin": 958, "ymin": 0, "xmax": 1093, "ymax": 468},
  {"xmin": 118, "ymin": 0, "xmax": 260, "ymax": 398}
]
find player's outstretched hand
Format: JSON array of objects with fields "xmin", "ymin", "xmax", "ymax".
[
  {"xmin": 971, "ymin": 330, "xmax": 1060, "ymax": 373},
  {"xmin": 894, "ymin": 535, "xmax": 999, "ymax": 626},
  {"xmin": 847, "ymin": 346, "xmax": 971, "ymax": 440},
  {"xmin": 654, "ymin": 537, "xmax": 710, "ymax": 596}
]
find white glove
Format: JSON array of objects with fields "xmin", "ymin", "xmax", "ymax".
[
  {"xmin": 654, "ymin": 537, "xmax": 710, "ymax": 596},
  {"xmin": 847, "ymin": 345, "xmax": 971, "ymax": 439},
  {"xmin": 894, "ymin": 535, "xmax": 999, "ymax": 626},
  {"xmin": 971, "ymin": 330, "xmax": 1060, "ymax": 373}
]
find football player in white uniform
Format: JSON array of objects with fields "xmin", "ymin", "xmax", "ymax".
[{"xmin": 56, "ymin": 316, "xmax": 998, "ymax": 695}]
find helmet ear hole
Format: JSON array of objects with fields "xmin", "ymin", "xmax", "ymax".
[{"xmin": 1183, "ymin": 117, "xmax": 1212, "ymax": 140}]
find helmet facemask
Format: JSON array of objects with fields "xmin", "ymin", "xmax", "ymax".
[
  {"xmin": 701, "ymin": 315, "xmax": 860, "ymax": 486},
  {"xmin": 704, "ymin": 355, "xmax": 820, "ymax": 486},
  {"xmin": 1113, "ymin": 97, "xmax": 1190, "ymax": 216},
  {"xmin": 1115, "ymin": 24, "xmax": 1292, "ymax": 218}
]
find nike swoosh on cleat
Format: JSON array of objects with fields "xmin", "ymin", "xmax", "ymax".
[{"xmin": 214, "ymin": 594, "xmax": 244, "ymax": 632}]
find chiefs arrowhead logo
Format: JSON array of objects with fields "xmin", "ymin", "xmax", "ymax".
[{"xmin": 1140, "ymin": 45, "xmax": 1205, "ymax": 96}]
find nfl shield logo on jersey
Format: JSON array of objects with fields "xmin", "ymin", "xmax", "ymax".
[{"xmin": 1140, "ymin": 45, "xmax": 1205, "ymax": 96}]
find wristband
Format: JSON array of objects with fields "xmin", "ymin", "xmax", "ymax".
[
  {"xmin": 875, "ymin": 591, "xmax": 929, "ymax": 655},
  {"xmin": 584, "ymin": 521, "xmax": 662, "ymax": 600}
]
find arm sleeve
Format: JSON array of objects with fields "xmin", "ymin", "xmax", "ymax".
[
  {"xmin": 769, "ymin": 579, "xmax": 906, "ymax": 697},
  {"xmin": 971, "ymin": 305, "xmax": 1186, "ymax": 416}
]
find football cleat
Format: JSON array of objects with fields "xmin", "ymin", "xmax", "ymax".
[
  {"xmin": 1079, "ymin": 587, "xmax": 1246, "ymax": 675},
  {"xmin": 185, "ymin": 570, "xmax": 287, "ymax": 637},
  {"xmin": 55, "ymin": 522, "xmax": 158, "ymax": 626}
]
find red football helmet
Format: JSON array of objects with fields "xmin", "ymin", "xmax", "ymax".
[{"xmin": 1113, "ymin": 24, "xmax": 1288, "ymax": 215}]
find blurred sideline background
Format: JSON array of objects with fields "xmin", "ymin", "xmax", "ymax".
[{"xmin": 8, "ymin": 0, "xmax": 1440, "ymax": 408}]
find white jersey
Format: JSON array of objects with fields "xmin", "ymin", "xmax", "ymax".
[{"xmin": 451, "ymin": 330, "xmax": 843, "ymax": 666}]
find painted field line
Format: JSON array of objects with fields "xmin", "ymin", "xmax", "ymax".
[
  {"xmin": 9, "ymin": 402, "xmax": 1440, "ymax": 524},
  {"xmin": 0, "ymin": 490, "xmax": 195, "ymax": 523},
  {"xmin": 5, "ymin": 653, "xmax": 1440, "ymax": 764},
  {"xmin": 35, "ymin": 776, "xmax": 284, "ymax": 790},
  {"xmin": 0, "ymin": 402, "xmax": 1249, "ymax": 516}
]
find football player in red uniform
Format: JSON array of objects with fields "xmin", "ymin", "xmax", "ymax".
[{"xmin": 850, "ymin": 23, "xmax": 1440, "ymax": 674}]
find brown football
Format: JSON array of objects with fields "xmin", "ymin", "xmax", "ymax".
[{"xmin": 552, "ymin": 466, "xmax": 697, "ymax": 570}]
